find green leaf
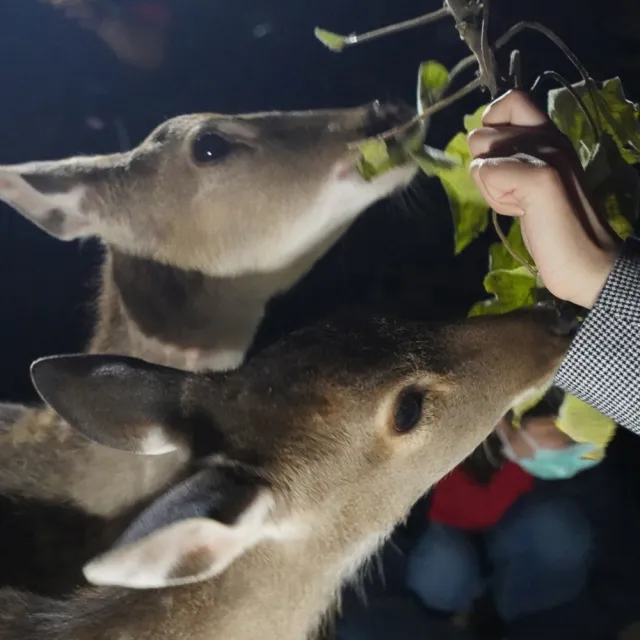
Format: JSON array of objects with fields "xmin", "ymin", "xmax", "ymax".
[
  {"xmin": 602, "ymin": 192, "xmax": 634, "ymax": 238},
  {"xmin": 432, "ymin": 105, "xmax": 490, "ymax": 254},
  {"xmin": 470, "ymin": 220, "xmax": 539, "ymax": 317},
  {"xmin": 417, "ymin": 61, "xmax": 449, "ymax": 114},
  {"xmin": 468, "ymin": 266, "xmax": 538, "ymax": 317},
  {"xmin": 548, "ymin": 77, "xmax": 640, "ymax": 167},
  {"xmin": 355, "ymin": 138, "xmax": 409, "ymax": 182},
  {"xmin": 402, "ymin": 121, "xmax": 429, "ymax": 156},
  {"xmin": 410, "ymin": 145, "xmax": 460, "ymax": 176},
  {"xmin": 314, "ymin": 28, "xmax": 349, "ymax": 52},
  {"xmin": 463, "ymin": 106, "xmax": 486, "ymax": 134},
  {"xmin": 434, "ymin": 133, "xmax": 489, "ymax": 254},
  {"xmin": 488, "ymin": 219, "xmax": 533, "ymax": 272},
  {"xmin": 351, "ymin": 116, "xmax": 427, "ymax": 183},
  {"xmin": 585, "ymin": 133, "xmax": 640, "ymax": 237}
]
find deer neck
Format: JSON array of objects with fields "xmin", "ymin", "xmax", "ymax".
[
  {"xmin": 89, "ymin": 224, "xmax": 349, "ymax": 372},
  {"xmin": 207, "ymin": 528, "xmax": 389, "ymax": 640},
  {"xmin": 89, "ymin": 248, "xmax": 265, "ymax": 372},
  {"xmin": 56, "ymin": 522, "xmax": 390, "ymax": 640}
]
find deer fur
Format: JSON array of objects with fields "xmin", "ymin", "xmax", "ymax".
[
  {"xmin": 0, "ymin": 103, "xmax": 417, "ymax": 591},
  {"xmin": 0, "ymin": 309, "xmax": 570, "ymax": 640}
]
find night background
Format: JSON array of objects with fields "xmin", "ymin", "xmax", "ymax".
[{"xmin": 1, "ymin": 0, "xmax": 640, "ymax": 637}]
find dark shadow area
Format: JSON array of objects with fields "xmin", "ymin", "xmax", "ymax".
[{"xmin": 0, "ymin": 494, "xmax": 109, "ymax": 596}]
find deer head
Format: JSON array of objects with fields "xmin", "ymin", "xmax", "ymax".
[
  {"xmin": 0, "ymin": 104, "xmax": 417, "ymax": 278},
  {"xmin": 29, "ymin": 309, "xmax": 570, "ymax": 593}
]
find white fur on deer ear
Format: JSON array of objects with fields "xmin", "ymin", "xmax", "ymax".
[
  {"xmin": 84, "ymin": 488, "xmax": 274, "ymax": 589},
  {"xmin": 0, "ymin": 166, "xmax": 94, "ymax": 240},
  {"xmin": 30, "ymin": 354, "xmax": 193, "ymax": 455}
]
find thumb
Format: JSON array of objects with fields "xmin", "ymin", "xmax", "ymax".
[{"xmin": 469, "ymin": 154, "xmax": 566, "ymax": 218}]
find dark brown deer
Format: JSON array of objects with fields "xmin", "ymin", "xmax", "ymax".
[{"xmin": 0, "ymin": 308, "xmax": 570, "ymax": 639}]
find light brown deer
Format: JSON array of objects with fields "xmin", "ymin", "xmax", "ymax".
[
  {"xmin": 0, "ymin": 103, "xmax": 417, "ymax": 591},
  {"xmin": 0, "ymin": 308, "xmax": 570, "ymax": 640}
]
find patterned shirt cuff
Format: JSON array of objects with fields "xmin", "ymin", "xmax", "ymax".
[{"xmin": 555, "ymin": 236, "xmax": 640, "ymax": 434}]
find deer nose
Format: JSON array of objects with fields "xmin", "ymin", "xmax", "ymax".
[
  {"xmin": 533, "ymin": 299, "xmax": 581, "ymax": 339},
  {"xmin": 363, "ymin": 101, "xmax": 416, "ymax": 138},
  {"xmin": 551, "ymin": 302, "xmax": 581, "ymax": 338}
]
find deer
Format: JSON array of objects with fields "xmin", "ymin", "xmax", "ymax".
[
  {"xmin": 0, "ymin": 102, "xmax": 418, "ymax": 592},
  {"xmin": 0, "ymin": 308, "xmax": 571, "ymax": 640}
]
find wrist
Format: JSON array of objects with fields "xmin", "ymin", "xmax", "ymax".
[{"xmin": 573, "ymin": 251, "xmax": 617, "ymax": 309}]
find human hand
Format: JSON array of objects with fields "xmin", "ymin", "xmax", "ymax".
[{"xmin": 467, "ymin": 90, "xmax": 619, "ymax": 309}]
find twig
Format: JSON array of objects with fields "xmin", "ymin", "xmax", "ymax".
[
  {"xmin": 491, "ymin": 211, "xmax": 538, "ymax": 277},
  {"xmin": 492, "ymin": 21, "xmax": 604, "ymax": 134},
  {"xmin": 518, "ymin": 23, "xmax": 609, "ymax": 145},
  {"xmin": 445, "ymin": 0, "xmax": 499, "ymax": 97},
  {"xmin": 495, "ymin": 22, "xmax": 592, "ymax": 89},
  {"xmin": 509, "ymin": 49, "xmax": 522, "ymax": 89},
  {"xmin": 479, "ymin": 0, "xmax": 496, "ymax": 93},
  {"xmin": 341, "ymin": 6, "xmax": 451, "ymax": 48},
  {"xmin": 530, "ymin": 70, "xmax": 600, "ymax": 140},
  {"xmin": 375, "ymin": 77, "xmax": 482, "ymax": 143},
  {"xmin": 447, "ymin": 20, "xmax": 599, "ymax": 101},
  {"xmin": 446, "ymin": 53, "xmax": 477, "ymax": 90},
  {"xmin": 372, "ymin": 0, "xmax": 499, "ymax": 143}
]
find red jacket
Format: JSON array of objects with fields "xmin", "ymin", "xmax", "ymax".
[{"xmin": 429, "ymin": 462, "xmax": 534, "ymax": 530}]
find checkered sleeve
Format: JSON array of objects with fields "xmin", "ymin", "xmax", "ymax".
[{"xmin": 555, "ymin": 236, "xmax": 640, "ymax": 435}]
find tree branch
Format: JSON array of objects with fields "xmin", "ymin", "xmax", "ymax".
[
  {"xmin": 376, "ymin": 76, "xmax": 482, "ymax": 142},
  {"xmin": 446, "ymin": 19, "xmax": 595, "ymax": 99},
  {"xmin": 495, "ymin": 21, "xmax": 592, "ymax": 87},
  {"xmin": 447, "ymin": 53, "xmax": 477, "ymax": 89},
  {"xmin": 445, "ymin": 0, "xmax": 500, "ymax": 97},
  {"xmin": 508, "ymin": 49, "xmax": 522, "ymax": 89},
  {"xmin": 342, "ymin": 6, "xmax": 452, "ymax": 49}
]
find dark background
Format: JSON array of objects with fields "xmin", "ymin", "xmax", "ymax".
[{"xmin": 1, "ymin": 0, "xmax": 640, "ymax": 635}]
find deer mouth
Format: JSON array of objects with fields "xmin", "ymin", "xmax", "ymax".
[{"xmin": 363, "ymin": 101, "xmax": 417, "ymax": 139}]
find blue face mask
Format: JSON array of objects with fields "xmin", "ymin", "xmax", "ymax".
[{"xmin": 497, "ymin": 429, "xmax": 601, "ymax": 480}]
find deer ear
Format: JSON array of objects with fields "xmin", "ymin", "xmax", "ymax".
[
  {"xmin": 30, "ymin": 354, "xmax": 192, "ymax": 455},
  {"xmin": 0, "ymin": 403, "xmax": 30, "ymax": 434},
  {"xmin": 0, "ymin": 164, "xmax": 97, "ymax": 240},
  {"xmin": 83, "ymin": 466, "xmax": 273, "ymax": 589}
]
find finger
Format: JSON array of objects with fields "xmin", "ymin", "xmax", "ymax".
[
  {"xmin": 469, "ymin": 157, "xmax": 526, "ymax": 216},
  {"xmin": 470, "ymin": 154, "xmax": 571, "ymax": 216},
  {"xmin": 482, "ymin": 90, "xmax": 550, "ymax": 128},
  {"xmin": 470, "ymin": 155, "xmax": 602, "ymax": 264},
  {"xmin": 467, "ymin": 125, "xmax": 558, "ymax": 160},
  {"xmin": 469, "ymin": 128, "xmax": 615, "ymax": 249},
  {"xmin": 472, "ymin": 156, "xmax": 621, "ymax": 262},
  {"xmin": 468, "ymin": 127, "xmax": 505, "ymax": 159}
]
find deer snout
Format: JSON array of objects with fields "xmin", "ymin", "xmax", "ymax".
[
  {"xmin": 494, "ymin": 308, "xmax": 575, "ymax": 379},
  {"xmin": 543, "ymin": 302, "xmax": 581, "ymax": 338},
  {"xmin": 507, "ymin": 307, "xmax": 577, "ymax": 345},
  {"xmin": 362, "ymin": 101, "xmax": 416, "ymax": 138},
  {"xmin": 453, "ymin": 308, "xmax": 574, "ymax": 394},
  {"xmin": 512, "ymin": 306, "xmax": 580, "ymax": 344}
]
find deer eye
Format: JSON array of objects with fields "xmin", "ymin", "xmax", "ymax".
[
  {"xmin": 192, "ymin": 131, "xmax": 234, "ymax": 165},
  {"xmin": 394, "ymin": 389, "xmax": 425, "ymax": 434}
]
